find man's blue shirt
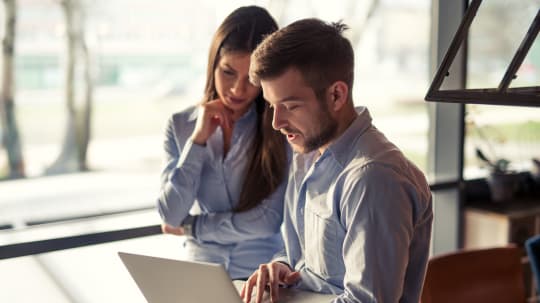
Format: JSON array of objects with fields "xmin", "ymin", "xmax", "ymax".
[{"xmin": 274, "ymin": 107, "xmax": 433, "ymax": 302}]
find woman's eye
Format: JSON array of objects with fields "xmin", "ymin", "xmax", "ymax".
[
  {"xmin": 285, "ymin": 105, "xmax": 298, "ymax": 111},
  {"xmin": 222, "ymin": 69, "xmax": 235, "ymax": 76}
]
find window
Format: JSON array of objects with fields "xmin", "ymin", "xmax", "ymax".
[
  {"xmin": 0, "ymin": 0, "xmax": 431, "ymax": 237},
  {"xmin": 0, "ymin": 1, "xmax": 431, "ymax": 301},
  {"xmin": 465, "ymin": 0, "xmax": 540, "ymax": 178}
]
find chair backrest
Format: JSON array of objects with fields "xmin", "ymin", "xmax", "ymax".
[
  {"xmin": 525, "ymin": 235, "xmax": 540, "ymax": 294},
  {"xmin": 421, "ymin": 246, "xmax": 526, "ymax": 303}
]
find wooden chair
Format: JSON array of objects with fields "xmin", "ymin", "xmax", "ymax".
[{"xmin": 421, "ymin": 246, "xmax": 526, "ymax": 303}]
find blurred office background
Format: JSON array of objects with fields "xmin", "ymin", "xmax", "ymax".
[{"xmin": 0, "ymin": 0, "xmax": 538, "ymax": 301}]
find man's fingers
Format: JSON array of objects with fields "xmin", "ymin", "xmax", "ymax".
[
  {"xmin": 284, "ymin": 271, "xmax": 301, "ymax": 284},
  {"xmin": 242, "ymin": 273, "xmax": 257, "ymax": 303},
  {"xmin": 240, "ymin": 281, "xmax": 246, "ymax": 298},
  {"xmin": 268, "ymin": 264, "xmax": 280, "ymax": 303},
  {"xmin": 255, "ymin": 265, "xmax": 269, "ymax": 303}
]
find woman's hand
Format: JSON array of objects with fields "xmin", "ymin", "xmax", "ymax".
[
  {"xmin": 161, "ymin": 223, "xmax": 185, "ymax": 236},
  {"xmin": 191, "ymin": 99, "xmax": 233, "ymax": 145}
]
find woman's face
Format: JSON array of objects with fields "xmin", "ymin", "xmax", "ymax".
[{"xmin": 214, "ymin": 51, "xmax": 261, "ymax": 118}]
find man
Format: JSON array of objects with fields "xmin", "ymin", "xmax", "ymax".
[{"xmin": 241, "ymin": 18, "xmax": 433, "ymax": 303}]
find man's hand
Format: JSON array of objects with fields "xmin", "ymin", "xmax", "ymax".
[
  {"xmin": 161, "ymin": 223, "xmax": 185, "ymax": 236},
  {"xmin": 241, "ymin": 261, "xmax": 301, "ymax": 303}
]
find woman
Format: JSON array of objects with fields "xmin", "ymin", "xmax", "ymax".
[{"xmin": 157, "ymin": 6, "xmax": 288, "ymax": 280}]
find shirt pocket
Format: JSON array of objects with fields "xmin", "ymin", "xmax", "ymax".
[{"xmin": 304, "ymin": 198, "xmax": 343, "ymax": 278}]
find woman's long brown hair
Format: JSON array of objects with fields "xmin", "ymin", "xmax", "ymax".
[{"xmin": 202, "ymin": 6, "xmax": 287, "ymax": 212}]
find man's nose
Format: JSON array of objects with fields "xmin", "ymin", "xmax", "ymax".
[{"xmin": 272, "ymin": 106, "xmax": 287, "ymax": 130}]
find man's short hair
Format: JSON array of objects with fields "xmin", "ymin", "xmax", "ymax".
[{"xmin": 250, "ymin": 18, "xmax": 354, "ymax": 99}]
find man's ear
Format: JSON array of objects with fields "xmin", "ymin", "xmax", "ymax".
[{"xmin": 327, "ymin": 81, "xmax": 349, "ymax": 112}]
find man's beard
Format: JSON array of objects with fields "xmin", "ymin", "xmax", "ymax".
[{"xmin": 302, "ymin": 107, "xmax": 338, "ymax": 153}]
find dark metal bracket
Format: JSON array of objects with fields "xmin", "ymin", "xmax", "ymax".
[{"xmin": 426, "ymin": 0, "xmax": 540, "ymax": 107}]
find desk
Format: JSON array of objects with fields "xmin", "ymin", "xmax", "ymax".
[
  {"xmin": 0, "ymin": 230, "xmax": 335, "ymax": 303},
  {"xmin": 0, "ymin": 233, "xmax": 182, "ymax": 303}
]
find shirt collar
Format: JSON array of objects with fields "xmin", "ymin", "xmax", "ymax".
[
  {"xmin": 321, "ymin": 106, "xmax": 372, "ymax": 167},
  {"xmin": 188, "ymin": 106, "xmax": 198, "ymax": 121}
]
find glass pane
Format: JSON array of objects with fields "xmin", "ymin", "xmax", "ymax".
[
  {"xmin": 352, "ymin": 0, "xmax": 430, "ymax": 172},
  {"xmin": 510, "ymin": 35, "xmax": 540, "ymax": 88},
  {"xmin": 464, "ymin": 0, "xmax": 540, "ymax": 178},
  {"xmin": 0, "ymin": 0, "xmax": 431, "ymax": 228},
  {"xmin": 464, "ymin": 104, "xmax": 540, "ymax": 178},
  {"xmin": 468, "ymin": 0, "xmax": 540, "ymax": 89}
]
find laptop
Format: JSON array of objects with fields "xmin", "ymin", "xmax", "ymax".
[{"xmin": 118, "ymin": 252, "xmax": 335, "ymax": 303}]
